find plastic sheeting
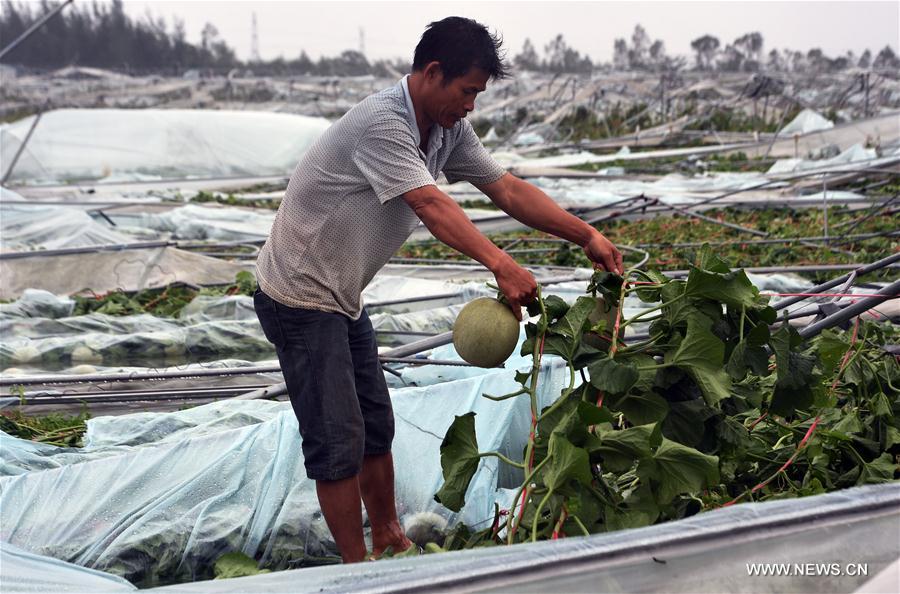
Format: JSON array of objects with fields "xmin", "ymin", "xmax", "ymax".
[
  {"xmin": 0, "ymin": 354, "xmax": 572, "ymax": 588},
  {"xmin": 0, "ymin": 109, "xmax": 330, "ymax": 185},
  {"xmin": 768, "ymin": 143, "xmax": 880, "ymax": 174},
  {"xmin": 0, "ymin": 205, "xmax": 136, "ymax": 252},
  {"xmin": 525, "ymin": 172, "xmax": 780, "ymax": 207},
  {"xmin": 778, "ymin": 108, "xmax": 835, "ymax": 137},
  {"xmin": 144, "ymin": 483, "xmax": 900, "ymax": 594},
  {"xmin": 0, "ymin": 317, "xmax": 273, "ymax": 369},
  {"xmin": 0, "ymin": 247, "xmax": 247, "ymax": 300},
  {"xmin": 111, "ymin": 204, "xmax": 276, "ymax": 242},
  {"xmin": 0, "ymin": 541, "xmax": 136, "ymax": 593}
]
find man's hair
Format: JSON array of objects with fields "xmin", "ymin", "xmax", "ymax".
[{"xmin": 412, "ymin": 17, "xmax": 510, "ymax": 81}]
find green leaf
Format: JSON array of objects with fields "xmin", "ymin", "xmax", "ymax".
[
  {"xmin": 769, "ymin": 325, "xmax": 816, "ymax": 389},
  {"xmin": 770, "ymin": 383, "xmax": 814, "ymax": 418},
  {"xmin": 214, "ymin": 552, "xmax": 270, "ymax": 579},
  {"xmin": 587, "ymin": 356, "xmax": 640, "ymax": 395},
  {"xmin": 635, "ymin": 270, "xmax": 668, "ymax": 303},
  {"xmin": 695, "ymin": 243, "xmax": 731, "ymax": 273},
  {"xmin": 542, "ymin": 433, "xmax": 592, "ymax": 491},
  {"xmin": 587, "ymin": 271, "xmax": 624, "ymax": 306},
  {"xmin": 684, "ymin": 267, "xmax": 759, "ymax": 309},
  {"xmin": 884, "ymin": 425, "xmax": 900, "ymax": 449},
  {"xmin": 577, "ymin": 400, "xmax": 615, "ymax": 426},
  {"xmin": 604, "ymin": 483, "xmax": 660, "ymax": 531},
  {"xmin": 666, "ymin": 319, "xmax": 732, "ymax": 406},
  {"xmin": 746, "ymin": 322, "xmax": 771, "ymax": 347},
  {"xmin": 638, "ymin": 438, "xmax": 720, "ymax": 504},
  {"xmin": 662, "ymin": 399, "xmax": 717, "ymax": 447},
  {"xmin": 715, "ymin": 416, "xmax": 751, "ymax": 451},
  {"xmin": 832, "ymin": 411, "xmax": 864, "ymax": 435},
  {"xmin": 549, "ymin": 296, "xmax": 596, "ymax": 342},
  {"xmin": 434, "ymin": 412, "xmax": 480, "ymax": 512},
  {"xmin": 871, "ymin": 392, "xmax": 893, "ymax": 418},
  {"xmin": 542, "ymin": 295, "xmax": 570, "ymax": 322},
  {"xmin": 605, "ymin": 390, "xmax": 669, "ymax": 426},
  {"xmin": 856, "ymin": 453, "xmax": 898, "ymax": 485},
  {"xmin": 592, "ymin": 423, "xmax": 656, "ymax": 472},
  {"xmin": 542, "ymin": 334, "xmax": 578, "ymax": 362},
  {"xmin": 726, "ymin": 340, "xmax": 769, "ymax": 381},
  {"xmin": 816, "ymin": 330, "xmax": 848, "ymax": 375}
]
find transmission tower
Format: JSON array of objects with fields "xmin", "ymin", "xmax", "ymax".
[
  {"xmin": 359, "ymin": 27, "xmax": 365, "ymax": 57},
  {"xmin": 250, "ymin": 12, "xmax": 261, "ymax": 62}
]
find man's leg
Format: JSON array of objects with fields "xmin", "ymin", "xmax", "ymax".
[
  {"xmin": 349, "ymin": 310, "xmax": 411, "ymax": 556},
  {"xmin": 359, "ymin": 452, "xmax": 411, "ymax": 556},
  {"xmin": 316, "ymin": 477, "xmax": 367, "ymax": 563},
  {"xmin": 254, "ymin": 291, "xmax": 369, "ymax": 563}
]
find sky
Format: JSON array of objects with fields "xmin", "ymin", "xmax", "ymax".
[{"xmin": 115, "ymin": 0, "xmax": 899, "ymax": 63}]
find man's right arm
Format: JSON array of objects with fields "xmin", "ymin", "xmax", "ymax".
[{"xmin": 402, "ymin": 185, "xmax": 536, "ymax": 320}]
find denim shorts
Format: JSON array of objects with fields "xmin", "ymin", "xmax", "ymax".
[{"xmin": 253, "ymin": 288, "xmax": 394, "ymax": 481}]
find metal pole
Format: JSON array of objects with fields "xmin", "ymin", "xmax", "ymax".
[
  {"xmin": 798, "ymin": 279, "xmax": 900, "ymax": 339},
  {"xmin": 0, "ymin": 112, "xmax": 42, "ymax": 185},
  {"xmin": 822, "ymin": 178, "xmax": 829, "ymax": 245},
  {"xmin": 0, "ymin": 0, "xmax": 74, "ymax": 60},
  {"xmin": 772, "ymin": 252, "xmax": 900, "ymax": 311}
]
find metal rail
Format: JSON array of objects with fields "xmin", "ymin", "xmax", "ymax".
[{"xmin": 798, "ymin": 279, "xmax": 900, "ymax": 339}]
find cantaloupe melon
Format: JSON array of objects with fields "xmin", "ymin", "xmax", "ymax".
[{"xmin": 452, "ymin": 298, "xmax": 520, "ymax": 368}]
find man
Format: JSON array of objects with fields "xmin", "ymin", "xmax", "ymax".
[{"xmin": 254, "ymin": 16, "xmax": 622, "ymax": 563}]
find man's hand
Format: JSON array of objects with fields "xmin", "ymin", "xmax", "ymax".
[
  {"xmin": 583, "ymin": 231, "xmax": 624, "ymax": 276},
  {"xmin": 492, "ymin": 257, "xmax": 537, "ymax": 321},
  {"xmin": 478, "ymin": 175, "xmax": 625, "ymax": 276}
]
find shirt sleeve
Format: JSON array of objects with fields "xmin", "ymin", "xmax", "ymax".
[
  {"xmin": 351, "ymin": 116, "xmax": 437, "ymax": 204},
  {"xmin": 441, "ymin": 119, "xmax": 507, "ymax": 185}
]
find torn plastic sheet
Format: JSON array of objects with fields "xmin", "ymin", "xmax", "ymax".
[
  {"xmin": 777, "ymin": 108, "xmax": 835, "ymax": 137},
  {"xmin": 109, "ymin": 204, "xmax": 276, "ymax": 242},
  {"xmin": 0, "ymin": 357, "xmax": 572, "ymax": 587},
  {"xmin": 768, "ymin": 143, "xmax": 879, "ymax": 174},
  {"xmin": 0, "ymin": 109, "xmax": 329, "ymax": 185},
  {"xmin": 0, "ymin": 205, "xmax": 136, "ymax": 252},
  {"xmin": 525, "ymin": 172, "xmax": 780, "ymax": 207}
]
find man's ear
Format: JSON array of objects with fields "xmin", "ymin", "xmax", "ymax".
[{"xmin": 422, "ymin": 61, "xmax": 443, "ymax": 82}]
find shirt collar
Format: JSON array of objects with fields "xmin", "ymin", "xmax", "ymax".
[{"xmin": 399, "ymin": 75, "xmax": 442, "ymax": 154}]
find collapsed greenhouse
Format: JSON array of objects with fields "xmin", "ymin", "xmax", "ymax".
[{"xmin": 0, "ymin": 66, "xmax": 898, "ymax": 593}]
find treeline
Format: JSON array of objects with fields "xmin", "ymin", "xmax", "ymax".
[
  {"xmin": 0, "ymin": 0, "xmax": 236, "ymax": 72},
  {"xmin": 2, "ymin": 2, "xmax": 897, "ymax": 77},
  {"xmin": 514, "ymin": 26, "xmax": 900, "ymax": 74},
  {"xmin": 0, "ymin": 0, "xmax": 409, "ymax": 76}
]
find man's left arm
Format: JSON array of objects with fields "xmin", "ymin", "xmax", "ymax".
[{"xmin": 477, "ymin": 173, "xmax": 624, "ymax": 275}]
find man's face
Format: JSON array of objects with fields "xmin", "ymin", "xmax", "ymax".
[{"xmin": 426, "ymin": 66, "xmax": 490, "ymax": 129}]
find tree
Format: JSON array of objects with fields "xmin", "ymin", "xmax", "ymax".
[
  {"xmin": 767, "ymin": 49, "xmax": 783, "ymax": 71},
  {"xmin": 858, "ymin": 49, "xmax": 871, "ymax": 68},
  {"xmin": 873, "ymin": 45, "xmax": 900, "ymax": 70},
  {"xmin": 514, "ymin": 38, "xmax": 540, "ymax": 71},
  {"xmin": 649, "ymin": 39, "xmax": 665, "ymax": 66},
  {"xmin": 690, "ymin": 35, "xmax": 719, "ymax": 70},
  {"xmin": 613, "ymin": 38, "xmax": 628, "ymax": 70},
  {"xmin": 735, "ymin": 32, "xmax": 763, "ymax": 62},
  {"xmin": 629, "ymin": 24, "xmax": 650, "ymax": 68},
  {"xmin": 201, "ymin": 22, "xmax": 219, "ymax": 52},
  {"xmin": 807, "ymin": 48, "xmax": 826, "ymax": 72}
]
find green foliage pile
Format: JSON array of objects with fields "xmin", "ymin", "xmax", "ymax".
[
  {"xmin": 191, "ymin": 191, "xmax": 281, "ymax": 211},
  {"xmin": 432, "ymin": 246, "xmax": 898, "ymax": 548},
  {"xmin": 0, "ymin": 407, "xmax": 90, "ymax": 447},
  {"xmin": 72, "ymin": 271, "xmax": 257, "ymax": 318}
]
